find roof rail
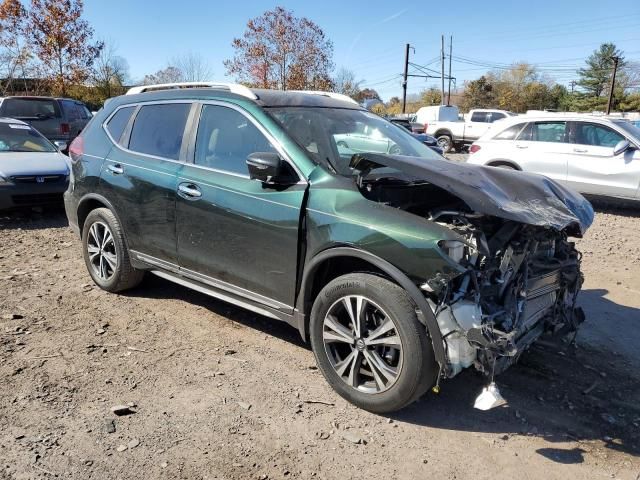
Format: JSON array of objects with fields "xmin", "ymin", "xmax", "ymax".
[
  {"xmin": 289, "ymin": 90, "xmax": 359, "ymax": 105},
  {"xmin": 126, "ymin": 82, "xmax": 258, "ymax": 100}
]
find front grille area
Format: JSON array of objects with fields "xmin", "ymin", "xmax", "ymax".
[
  {"xmin": 11, "ymin": 175, "xmax": 66, "ymax": 184},
  {"xmin": 11, "ymin": 193, "xmax": 63, "ymax": 205}
]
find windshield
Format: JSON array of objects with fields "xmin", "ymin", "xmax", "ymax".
[
  {"xmin": 613, "ymin": 120, "xmax": 640, "ymax": 141},
  {"xmin": 267, "ymin": 107, "xmax": 443, "ymax": 176},
  {"xmin": 0, "ymin": 123, "xmax": 56, "ymax": 153}
]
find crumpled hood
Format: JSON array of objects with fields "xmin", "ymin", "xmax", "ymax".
[
  {"xmin": 0, "ymin": 152, "xmax": 69, "ymax": 178},
  {"xmin": 350, "ymin": 154, "xmax": 594, "ymax": 237}
]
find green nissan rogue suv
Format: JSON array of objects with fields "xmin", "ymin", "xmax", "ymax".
[{"xmin": 64, "ymin": 82, "xmax": 594, "ymax": 413}]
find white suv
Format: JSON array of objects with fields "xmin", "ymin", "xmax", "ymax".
[{"xmin": 466, "ymin": 115, "xmax": 640, "ymax": 203}]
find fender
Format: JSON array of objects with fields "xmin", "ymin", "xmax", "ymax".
[
  {"xmin": 76, "ymin": 193, "xmax": 124, "ymax": 232},
  {"xmin": 295, "ymin": 246, "xmax": 447, "ymax": 368}
]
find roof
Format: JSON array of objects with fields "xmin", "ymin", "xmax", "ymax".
[
  {"xmin": 123, "ymin": 82, "xmax": 362, "ymax": 110},
  {"xmin": 495, "ymin": 114, "xmax": 630, "ymax": 125}
]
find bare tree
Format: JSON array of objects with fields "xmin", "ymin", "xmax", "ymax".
[
  {"xmin": 333, "ymin": 67, "xmax": 362, "ymax": 99},
  {"xmin": 171, "ymin": 52, "xmax": 212, "ymax": 82},
  {"xmin": 141, "ymin": 66, "xmax": 184, "ymax": 85},
  {"xmin": 92, "ymin": 41, "xmax": 129, "ymax": 98}
]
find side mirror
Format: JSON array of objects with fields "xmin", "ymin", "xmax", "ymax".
[
  {"xmin": 246, "ymin": 152, "xmax": 284, "ymax": 184},
  {"xmin": 54, "ymin": 140, "xmax": 68, "ymax": 151},
  {"xmin": 613, "ymin": 139, "xmax": 630, "ymax": 156}
]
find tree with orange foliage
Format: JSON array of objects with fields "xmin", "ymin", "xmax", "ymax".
[
  {"xmin": 224, "ymin": 7, "xmax": 333, "ymax": 91},
  {"xmin": 27, "ymin": 0, "xmax": 102, "ymax": 96}
]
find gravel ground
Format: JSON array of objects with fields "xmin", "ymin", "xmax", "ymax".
[{"xmin": 1, "ymin": 200, "xmax": 639, "ymax": 480}]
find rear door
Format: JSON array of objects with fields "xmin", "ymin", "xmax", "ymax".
[
  {"xmin": 566, "ymin": 121, "xmax": 640, "ymax": 199},
  {"xmin": 512, "ymin": 121, "xmax": 572, "ymax": 183},
  {"xmin": 0, "ymin": 97, "xmax": 63, "ymax": 140},
  {"xmin": 60, "ymin": 100, "xmax": 83, "ymax": 137},
  {"xmin": 176, "ymin": 102, "xmax": 306, "ymax": 310},
  {"xmin": 99, "ymin": 102, "xmax": 192, "ymax": 264}
]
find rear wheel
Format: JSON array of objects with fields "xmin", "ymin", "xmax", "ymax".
[
  {"xmin": 436, "ymin": 134, "xmax": 453, "ymax": 153},
  {"xmin": 82, "ymin": 208, "xmax": 144, "ymax": 292},
  {"xmin": 310, "ymin": 273, "xmax": 437, "ymax": 413}
]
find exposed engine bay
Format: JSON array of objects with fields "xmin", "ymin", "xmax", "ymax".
[{"xmin": 353, "ymin": 155, "xmax": 592, "ymax": 379}]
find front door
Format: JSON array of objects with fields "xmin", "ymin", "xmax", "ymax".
[
  {"xmin": 99, "ymin": 102, "xmax": 192, "ymax": 263},
  {"xmin": 566, "ymin": 121, "xmax": 640, "ymax": 199},
  {"xmin": 176, "ymin": 103, "xmax": 306, "ymax": 310}
]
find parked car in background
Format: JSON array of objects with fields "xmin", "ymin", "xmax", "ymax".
[
  {"xmin": 0, "ymin": 118, "xmax": 69, "ymax": 210},
  {"xmin": 417, "ymin": 105, "xmax": 515, "ymax": 153},
  {"xmin": 410, "ymin": 133, "xmax": 444, "ymax": 156},
  {"xmin": 389, "ymin": 117, "xmax": 425, "ymax": 134},
  {"xmin": 0, "ymin": 96, "xmax": 92, "ymax": 150},
  {"xmin": 467, "ymin": 115, "xmax": 640, "ymax": 204},
  {"xmin": 64, "ymin": 82, "xmax": 592, "ymax": 413}
]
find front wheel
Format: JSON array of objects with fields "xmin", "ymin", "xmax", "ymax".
[{"xmin": 310, "ymin": 273, "xmax": 437, "ymax": 413}]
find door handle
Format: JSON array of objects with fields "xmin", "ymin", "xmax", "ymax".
[
  {"xmin": 178, "ymin": 183, "xmax": 202, "ymax": 199},
  {"xmin": 107, "ymin": 164, "xmax": 124, "ymax": 175},
  {"xmin": 515, "ymin": 144, "xmax": 528, "ymax": 149},
  {"xmin": 573, "ymin": 148, "xmax": 587, "ymax": 153}
]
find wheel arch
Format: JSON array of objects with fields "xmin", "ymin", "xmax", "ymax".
[
  {"xmin": 486, "ymin": 159, "xmax": 522, "ymax": 170},
  {"xmin": 433, "ymin": 129, "xmax": 453, "ymax": 138},
  {"xmin": 77, "ymin": 194, "xmax": 124, "ymax": 237},
  {"xmin": 295, "ymin": 247, "xmax": 447, "ymax": 369}
]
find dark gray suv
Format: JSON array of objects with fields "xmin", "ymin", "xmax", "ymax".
[{"xmin": 0, "ymin": 96, "xmax": 92, "ymax": 148}]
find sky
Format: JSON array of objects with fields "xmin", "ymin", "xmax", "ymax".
[{"xmin": 83, "ymin": 0, "xmax": 640, "ymax": 101}]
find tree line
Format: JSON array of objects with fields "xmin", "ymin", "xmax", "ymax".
[
  {"xmin": 1, "ymin": 2, "xmax": 638, "ymax": 115},
  {"xmin": 364, "ymin": 43, "xmax": 640, "ymax": 116}
]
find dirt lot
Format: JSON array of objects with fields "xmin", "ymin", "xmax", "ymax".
[{"xmin": 1, "ymin": 201, "xmax": 639, "ymax": 480}]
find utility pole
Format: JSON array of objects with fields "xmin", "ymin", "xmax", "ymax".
[
  {"xmin": 402, "ymin": 43, "xmax": 410, "ymax": 114},
  {"xmin": 440, "ymin": 35, "xmax": 445, "ymax": 105},
  {"xmin": 569, "ymin": 80, "xmax": 576, "ymax": 94},
  {"xmin": 447, "ymin": 36, "xmax": 453, "ymax": 106},
  {"xmin": 606, "ymin": 56, "xmax": 619, "ymax": 115}
]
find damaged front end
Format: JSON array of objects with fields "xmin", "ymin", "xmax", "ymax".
[
  {"xmin": 428, "ymin": 213, "xmax": 585, "ymax": 378},
  {"xmin": 350, "ymin": 153, "xmax": 594, "ymax": 381}
]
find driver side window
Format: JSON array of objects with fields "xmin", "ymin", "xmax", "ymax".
[{"xmin": 195, "ymin": 105, "xmax": 277, "ymax": 175}]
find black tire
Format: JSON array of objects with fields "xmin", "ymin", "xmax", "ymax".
[
  {"xmin": 310, "ymin": 273, "xmax": 437, "ymax": 413},
  {"xmin": 436, "ymin": 134, "xmax": 453, "ymax": 153},
  {"xmin": 81, "ymin": 207, "xmax": 144, "ymax": 292}
]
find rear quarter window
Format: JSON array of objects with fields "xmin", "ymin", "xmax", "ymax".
[
  {"xmin": 105, "ymin": 106, "xmax": 135, "ymax": 144},
  {"xmin": 494, "ymin": 123, "xmax": 524, "ymax": 140}
]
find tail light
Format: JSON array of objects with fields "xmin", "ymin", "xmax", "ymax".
[
  {"xmin": 68, "ymin": 136, "xmax": 83, "ymax": 162},
  {"xmin": 469, "ymin": 144, "xmax": 481, "ymax": 154},
  {"xmin": 60, "ymin": 123, "xmax": 70, "ymax": 135}
]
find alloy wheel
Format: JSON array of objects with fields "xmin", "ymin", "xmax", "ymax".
[
  {"xmin": 86, "ymin": 221, "xmax": 117, "ymax": 281},
  {"xmin": 322, "ymin": 295, "xmax": 403, "ymax": 393}
]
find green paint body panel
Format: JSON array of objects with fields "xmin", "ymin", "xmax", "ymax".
[{"xmin": 65, "ymin": 87, "xmax": 462, "ymax": 324}]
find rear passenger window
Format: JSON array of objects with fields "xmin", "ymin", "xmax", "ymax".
[
  {"xmin": 531, "ymin": 122, "xmax": 567, "ymax": 143},
  {"xmin": 518, "ymin": 122, "xmax": 567, "ymax": 143},
  {"xmin": 489, "ymin": 112, "xmax": 506, "ymax": 122},
  {"xmin": 195, "ymin": 105, "xmax": 277, "ymax": 174},
  {"xmin": 106, "ymin": 106, "xmax": 135, "ymax": 143},
  {"xmin": 129, "ymin": 103, "xmax": 190, "ymax": 160},
  {"xmin": 494, "ymin": 124, "xmax": 524, "ymax": 140}
]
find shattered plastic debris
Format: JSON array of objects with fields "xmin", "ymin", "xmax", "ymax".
[{"xmin": 474, "ymin": 382, "xmax": 507, "ymax": 411}]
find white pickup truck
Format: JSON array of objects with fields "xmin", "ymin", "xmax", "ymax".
[{"xmin": 415, "ymin": 106, "xmax": 515, "ymax": 152}]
